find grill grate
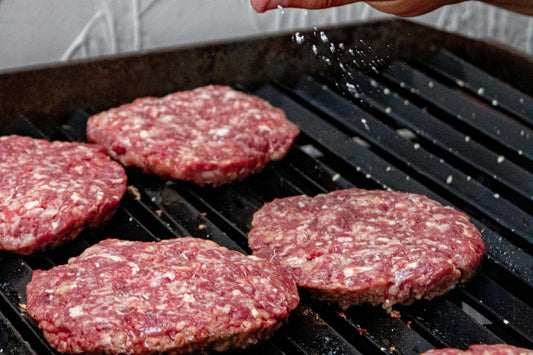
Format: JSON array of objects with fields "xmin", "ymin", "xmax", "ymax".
[{"xmin": 0, "ymin": 25, "xmax": 532, "ymax": 355}]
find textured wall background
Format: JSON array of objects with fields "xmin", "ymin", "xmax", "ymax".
[{"xmin": 0, "ymin": 0, "xmax": 531, "ymax": 71}]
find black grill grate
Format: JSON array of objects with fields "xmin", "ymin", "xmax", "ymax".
[{"xmin": 0, "ymin": 23, "xmax": 532, "ymax": 355}]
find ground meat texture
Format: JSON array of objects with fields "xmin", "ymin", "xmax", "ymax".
[
  {"xmin": 86, "ymin": 85, "xmax": 299, "ymax": 186},
  {"xmin": 26, "ymin": 237, "xmax": 300, "ymax": 354},
  {"xmin": 248, "ymin": 188, "xmax": 485, "ymax": 310},
  {"xmin": 422, "ymin": 344, "xmax": 533, "ymax": 354},
  {"xmin": 0, "ymin": 135, "xmax": 127, "ymax": 255}
]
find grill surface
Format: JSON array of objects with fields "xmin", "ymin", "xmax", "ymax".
[{"xmin": 0, "ymin": 19, "xmax": 532, "ymax": 355}]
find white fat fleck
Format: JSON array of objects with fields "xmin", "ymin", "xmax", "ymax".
[
  {"xmin": 209, "ymin": 128, "xmax": 230, "ymax": 136},
  {"xmin": 251, "ymin": 308, "xmax": 259, "ymax": 318},
  {"xmin": 232, "ymin": 289, "xmax": 242, "ymax": 296},
  {"xmin": 139, "ymin": 130, "xmax": 149, "ymax": 138},
  {"xmin": 69, "ymin": 305, "xmax": 84, "ymax": 318},
  {"xmin": 73, "ymin": 165, "xmax": 84, "ymax": 175},
  {"xmin": 163, "ymin": 272, "xmax": 175, "ymax": 281},
  {"xmin": 91, "ymin": 254, "xmax": 125, "ymax": 262},
  {"xmin": 182, "ymin": 293, "xmax": 195, "ymax": 303},
  {"xmin": 129, "ymin": 262, "xmax": 139, "ymax": 275},
  {"xmin": 342, "ymin": 266, "xmax": 372, "ymax": 277},
  {"xmin": 24, "ymin": 201, "xmax": 40, "ymax": 210}
]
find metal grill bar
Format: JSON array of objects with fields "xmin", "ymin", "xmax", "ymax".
[
  {"xmin": 424, "ymin": 50, "xmax": 533, "ymax": 125},
  {"xmin": 381, "ymin": 62, "xmax": 533, "ymax": 163}
]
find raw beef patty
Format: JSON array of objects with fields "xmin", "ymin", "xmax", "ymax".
[
  {"xmin": 86, "ymin": 85, "xmax": 299, "ymax": 186},
  {"xmin": 26, "ymin": 237, "xmax": 300, "ymax": 354},
  {"xmin": 0, "ymin": 135, "xmax": 127, "ymax": 255},
  {"xmin": 248, "ymin": 188, "xmax": 485, "ymax": 310},
  {"xmin": 422, "ymin": 344, "xmax": 533, "ymax": 355}
]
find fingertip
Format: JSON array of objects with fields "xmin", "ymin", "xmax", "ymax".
[{"xmin": 250, "ymin": 0, "xmax": 286, "ymax": 12}]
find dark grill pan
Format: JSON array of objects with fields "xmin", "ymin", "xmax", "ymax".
[{"xmin": 0, "ymin": 19, "xmax": 532, "ymax": 355}]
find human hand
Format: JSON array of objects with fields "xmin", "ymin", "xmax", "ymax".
[
  {"xmin": 250, "ymin": 0, "xmax": 533, "ymax": 16},
  {"xmin": 249, "ymin": 0, "xmax": 462, "ymax": 16}
]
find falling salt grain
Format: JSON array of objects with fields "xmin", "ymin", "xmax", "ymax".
[
  {"xmin": 293, "ymin": 32, "xmax": 304, "ymax": 44},
  {"xmin": 503, "ymin": 319, "xmax": 510, "ymax": 325},
  {"xmin": 332, "ymin": 173, "xmax": 340, "ymax": 181},
  {"xmin": 477, "ymin": 88, "xmax": 485, "ymax": 95},
  {"xmin": 383, "ymin": 88, "xmax": 391, "ymax": 95},
  {"xmin": 413, "ymin": 143, "xmax": 420, "ymax": 150},
  {"xmin": 329, "ymin": 43, "xmax": 336, "ymax": 53},
  {"xmin": 385, "ymin": 107, "xmax": 392, "ymax": 114},
  {"xmin": 465, "ymin": 136, "xmax": 471, "ymax": 142},
  {"xmin": 320, "ymin": 31, "xmax": 328, "ymax": 43},
  {"xmin": 494, "ymin": 193, "xmax": 500, "ymax": 199},
  {"xmin": 361, "ymin": 118, "xmax": 370, "ymax": 131},
  {"xmin": 456, "ymin": 79, "xmax": 465, "ymax": 87},
  {"xmin": 492, "ymin": 100, "xmax": 498, "ymax": 107},
  {"xmin": 497, "ymin": 155, "xmax": 505, "ymax": 164},
  {"xmin": 446, "ymin": 175, "xmax": 453, "ymax": 184},
  {"xmin": 370, "ymin": 80, "xmax": 378, "ymax": 87},
  {"xmin": 312, "ymin": 44, "xmax": 318, "ymax": 55},
  {"xmin": 428, "ymin": 81, "xmax": 434, "ymax": 88}
]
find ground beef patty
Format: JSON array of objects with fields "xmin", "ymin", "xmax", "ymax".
[
  {"xmin": 86, "ymin": 85, "xmax": 299, "ymax": 186},
  {"xmin": 248, "ymin": 188, "xmax": 485, "ymax": 310},
  {"xmin": 422, "ymin": 344, "xmax": 533, "ymax": 354},
  {"xmin": 0, "ymin": 135, "xmax": 127, "ymax": 255},
  {"xmin": 26, "ymin": 237, "xmax": 300, "ymax": 354}
]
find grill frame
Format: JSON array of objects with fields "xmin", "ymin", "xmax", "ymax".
[{"xmin": 0, "ymin": 18, "xmax": 532, "ymax": 355}]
